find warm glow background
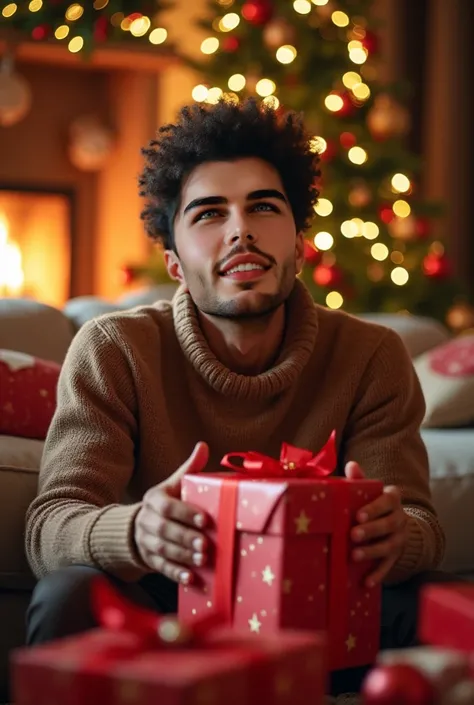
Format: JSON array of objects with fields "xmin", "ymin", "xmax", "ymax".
[{"xmin": 0, "ymin": 192, "xmax": 71, "ymax": 307}]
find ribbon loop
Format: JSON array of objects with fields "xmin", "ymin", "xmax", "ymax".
[
  {"xmin": 221, "ymin": 430, "xmax": 337, "ymax": 478},
  {"xmin": 92, "ymin": 577, "xmax": 224, "ymax": 648}
]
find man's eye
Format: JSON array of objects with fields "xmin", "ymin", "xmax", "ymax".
[
  {"xmin": 252, "ymin": 202, "xmax": 278, "ymax": 213},
  {"xmin": 195, "ymin": 209, "xmax": 220, "ymax": 222}
]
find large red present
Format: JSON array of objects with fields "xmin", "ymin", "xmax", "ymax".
[
  {"xmin": 179, "ymin": 433, "xmax": 383, "ymax": 671},
  {"xmin": 11, "ymin": 578, "xmax": 326, "ymax": 705},
  {"xmin": 419, "ymin": 584, "xmax": 474, "ymax": 655}
]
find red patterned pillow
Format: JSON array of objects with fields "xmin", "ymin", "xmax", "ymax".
[
  {"xmin": 0, "ymin": 349, "xmax": 61, "ymax": 440},
  {"xmin": 414, "ymin": 335, "xmax": 474, "ymax": 427}
]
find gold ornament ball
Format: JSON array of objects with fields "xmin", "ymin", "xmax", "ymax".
[
  {"xmin": 388, "ymin": 215, "xmax": 416, "ymax": 241},
  {"xmin": 349, "ymin": 182, "xmax": 372, "ymax": 208},
  {"xmin": 367, "ymin": 94, "xmax": 411, "ymax": 140},
  {"xmin": 263, "ymin": 17, "xmax": 295, "ymax": 49},
  {"xmin": 446, "ymin": 302, "xmax": 474, "ymax": 334}
]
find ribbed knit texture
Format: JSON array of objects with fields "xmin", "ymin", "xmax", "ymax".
[{"xmin": 25, "ymin": 280, "xmax": 445, "ymax": 583}]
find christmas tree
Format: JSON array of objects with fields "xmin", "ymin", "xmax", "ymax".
[
  {"xmin": 124, "ymin": 0, "xmax": 473, "ymax": 329},
  {"xmin": 0, "ymin": 0, "xmax": 173, "ymax": 54}
]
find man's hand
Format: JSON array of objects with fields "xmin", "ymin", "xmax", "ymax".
[
  {"xmin": 345, "ymin": 461, "xmax": 408, "ymax": 587},
  {"xmin": 134, "ymin": 442, "xmax": 210, "ymax": 585}
]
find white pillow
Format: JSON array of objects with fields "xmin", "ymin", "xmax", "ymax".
[
  {"xmin": 359, "ymin": 313, "xmax": 450, "ymax": 358},
  {"xmin": 414, "ymin": 335, "xmax": 474, "ymax": 427}
]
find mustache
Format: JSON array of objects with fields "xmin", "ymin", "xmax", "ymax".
[{"xmin": 216, "ymin": 243, "xmax": 276, "ymax": 273}]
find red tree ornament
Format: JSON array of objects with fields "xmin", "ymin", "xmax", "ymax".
[
  {"xmin": 340, "ymin": 132, "xmax": 357, "ymax": 149},
  {"xmin": 221, "ymin": 36, "xmax": 240, "ymax": 52},
  {"xmin": 241, "ymin": 0, "xmax": 274, "ymax": 26},
  {"xmin": 379, "ymin": 204, "xmax": 395, "ymax": 224},
  {"xmin": 32, "ymin": 24, "xmax": 50, "ymax": 40},
  {"xmin": 415, "ymin": 217, "xmax": 431, "ymax": 239},
  {"xmin": 423, "ymin": 253, "xmax": 452, "ymax": 279},
  {"xmin": 362, "ymin": 664, "xmax": 434, "ymax": 705},
  {"xmin": 304, "ymin": 241, "xmax": 322, "ymax": 266},
  {"xmin": 313, "ymin": 264, "xmax": 343, "ymax": 288},
  {"xmin": 362, "ymin": 31, "xmax": 379, "ymax": 55}
]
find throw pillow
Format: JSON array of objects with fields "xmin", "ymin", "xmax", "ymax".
[
  {"xmin": 0, "ymin": 349, "xmax": 61, "ymax": 440},
  {"xmin": 414, "ymin": 334, "xmax": 474, "ymax": 428}
]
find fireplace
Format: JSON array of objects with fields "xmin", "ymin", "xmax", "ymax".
[{"xmin": 0, "ymin": 186, "xmax": 74, "ymax": 307}]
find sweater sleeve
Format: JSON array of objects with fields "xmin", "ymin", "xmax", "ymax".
[
  {"xmin": 343, "ymin": 327, "xmax": 446, "ymax": 584},
  {"xmin": 25, "ymin": 319, "xmax": 150, "ymax": 581}
]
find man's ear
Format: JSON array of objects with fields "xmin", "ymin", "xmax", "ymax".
[
  {"xmin": 164, "ymin": 250, "xmax": 186, "ymax": 287},
  {"xmin": 295, "ymin": 231, "xmax": 305, "ymax": 275}
]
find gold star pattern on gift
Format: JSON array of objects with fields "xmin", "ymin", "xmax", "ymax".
[
  {"xmin": 294, "ymin": 509, "xmax": 312, "ymax": 534},
  {"xmin": 346, "ymin": 633, "xmax": 357, "ymax": 652},
  {"xmin": 262, "ymin": 565, "xmax": 275, "ymax": 586},
  {"xmin": 248, "ymin": 613, "xmax": 262, "ymax": 633}
]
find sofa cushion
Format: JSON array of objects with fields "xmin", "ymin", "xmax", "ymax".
[
  {"xmin": 0, "ymin": 465, "xmax": 38, "ymax": 589},
  {"xmin": 415, "ymin": 334, "xmax": 474, "ymax": 428},
  {"xmin": 422, "ymin": 428, "xmax": 474, "ymax": 574},
  {"xmin": 0, "ymin": 298, "xmax": 73, "ymax": 364},
  {"xmin": 0, "ymin": 350, "xmax": 61, "ymax": 440},
  {"xmin": 0, "ymin": 435, "xmax": 44, "ymax": 469},
  {"xmin": 359, "ymin": 313, "xmax": 450, "ymax": 358}
]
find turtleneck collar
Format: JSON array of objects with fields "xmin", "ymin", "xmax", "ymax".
[{"xmin": 172, "ymin": 279, "xmax": 318, "ymax": 402}]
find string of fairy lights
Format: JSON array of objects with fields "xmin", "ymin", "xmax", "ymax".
[
  {"xmin": 1, "ymin": 1, "xmax": 168, "ymax": 54},
  {"xmin": 192, "ymin": 0, "xmax": 449, "ymax": 312}
]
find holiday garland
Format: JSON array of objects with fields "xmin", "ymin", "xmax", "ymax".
[{"xmin": 0, "ymin": 0, "xmax": 174, "ymax": 53}]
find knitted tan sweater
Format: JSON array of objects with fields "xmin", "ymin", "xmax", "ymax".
[{"xmin": 25, "ymin": 280, "xmax": 445, "ymax": 583}]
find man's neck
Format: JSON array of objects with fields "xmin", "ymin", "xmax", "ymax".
[{"xmin": 198, "ymin": 305, "xmax": 286, "ymax": 375}]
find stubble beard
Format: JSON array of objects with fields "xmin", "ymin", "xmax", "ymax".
[{"xmin": 190, "ymin": 257, "xmax": 297, "ymax": 321}]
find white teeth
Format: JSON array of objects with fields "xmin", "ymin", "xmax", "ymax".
[{"xmin": 225, "ymin": 263, "xmax": 265, "ymax": 274}]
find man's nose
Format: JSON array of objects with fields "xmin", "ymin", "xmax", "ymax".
[{"xmin": 224, "ymin": 211, "xmax": 257, "ymax": 245}]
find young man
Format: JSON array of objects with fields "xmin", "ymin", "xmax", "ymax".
[{"xmin": 26, "ymin": 99, "xmax": 451, "ymax": 695}]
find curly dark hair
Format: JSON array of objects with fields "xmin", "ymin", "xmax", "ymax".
[{"xmin": 138, "ymin": 98, "xmax": 320, "ymax": 251}]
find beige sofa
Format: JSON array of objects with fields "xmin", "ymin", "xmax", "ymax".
[{"xmin": 1, "ymin": 290, "xmax": 473, "ymax": 700}]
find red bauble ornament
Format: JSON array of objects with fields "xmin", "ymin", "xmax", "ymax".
[
  {"xmin": 415, "ymin": 217, "xmax": 431, "ymax": 239},
  {"xmin": 221, "ymin": 36, "xmax": 240, "ymax": 52},
  {"xmin": 32, "ymin": 24, "xmax": 50, "ymax": 41},
  {"xmin": 340, "ymin": 131, "xmax": 357, "ymax": 149},
  {"xmin": 242, "ymin": 0, "xmax": 274, "ymax": 26},
  {"xmin": 379, "ymin": 204, "xmax": 395, "ymax": 224},
  {"xmin": 362, "ymin": 30, "xmax": 379, "ymax": 55},
  {"xmin": 94, "ymin": 17, "xmax": 109, "ymax": 42},
  {"xmin": 304, "ymin": 241, "xmax": 322, "ymax": 266},
  {"xmin": 423, "ymin": 252, "xmax": 452, "ymax": 279},
  {"xmin": 362, "ymin": 664, "xmax": 434, "ymax": 705},
  {"xmin": 313, "ymin": 264, "xmax": 343, "ymax": 288}
]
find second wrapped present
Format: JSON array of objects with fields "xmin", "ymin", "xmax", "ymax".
[{"xmin": 179, "ymin": 432, "xmax": 383, "ymax": 671}]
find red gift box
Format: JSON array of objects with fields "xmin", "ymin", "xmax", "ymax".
[
  {"xmin": 179, "ymin": 433, "xmax": 383, "ymax": 671},
  {"xmin": 420, "ymin": 584, "xmax": 474, "ymax": 655},
  {"xmin": 11, "ymin": 578, "xmax": 326, "ymax": 705}
]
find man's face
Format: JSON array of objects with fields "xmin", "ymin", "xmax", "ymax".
[{"xmin": 166, "ymin": 157, "xmax": 305, "ymax": 319}]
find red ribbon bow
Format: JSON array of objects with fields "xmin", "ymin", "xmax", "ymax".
[
  {"xmin": 92, "ymin": 577, "xmax": 225, "ymax": 649},
  {"xmin": 221, "ymin": 430, "xmax": 337, "ymax": 477}
]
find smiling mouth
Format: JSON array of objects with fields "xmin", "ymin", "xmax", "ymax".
[{"xmin": 220, "ymin": 263, "xmax": 271, "ymax": 276}]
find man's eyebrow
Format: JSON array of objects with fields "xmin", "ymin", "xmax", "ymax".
[
  {"xmin": 247, "ymin": 189, "xmax": 287, "ymax": 203},
  {"xmin": 183, "ymin": 196, "xmax": 228, "ymax": 215},
  {"xmin": 182, "ymin": 189, "xmax": 287, "ymax": 216}
]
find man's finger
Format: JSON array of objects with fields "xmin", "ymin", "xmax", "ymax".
[
  {"xmin": 165, "ymin": 442, "xmax": 210, "ymax": 495},
  {"xmin": 365, "ymin": 555, "xmax": 396, "ymax": 587},
  {"xmin": 357, "ymin": 491, "xmax": 399, "ymax": 523},
  {"xmin": 352, "ymin": 532, "xmax": 404, "ymax": 562},
  {"xmin": 344, "ymin": 461, "xmax": 366, "ymax": 481},
  {"xmin": 145, "ymin": 493, "xmax": 207, "ymax": 529},
  {"xmin": 351, "ymin": 511, "xmax": 405, "ymax": 543},
  {"xmin": 144, "ymin": 553, "xmax": 193, "ymax": 585}
]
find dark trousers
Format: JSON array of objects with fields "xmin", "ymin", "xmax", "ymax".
[{"xmin": 25, "ymin": 566, "xmax": 461, "ymax": 696}]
